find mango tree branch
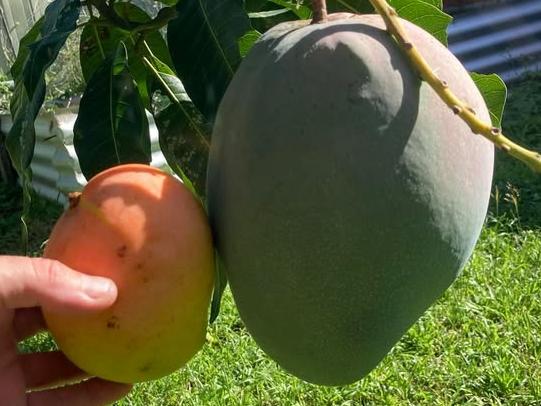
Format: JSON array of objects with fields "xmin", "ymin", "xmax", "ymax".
[{"xmin": 366, "ymin": 0, "xmax": 541, "ymax": 173}]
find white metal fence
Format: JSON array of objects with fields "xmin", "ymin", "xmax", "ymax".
[
  {"xmin": 0, "ymin": 0, "xmax": 48, "ymax": 72},
  {"xmin": 0, "ymin": 110, "xmax": 169, "ymax": 206}
]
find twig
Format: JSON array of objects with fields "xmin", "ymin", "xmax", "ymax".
[{"xmin": 367, "ymin": 0, "xmax": 541, "ymax": 173}]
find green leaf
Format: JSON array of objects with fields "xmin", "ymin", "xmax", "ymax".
[
  {"xmin": 418, "ymin": 0, "xmax": 442, "ymax": 9},
  {"xmin": 389, "ymin": 0, "xmax": 452, "ymax": 45},
  {"xmin": 80, "ymin": 3, "xmax": 173, "ymax": 108},
  {"xmin": 269, "ymin": 0, "xmax": 312, "ymax": 19},
  {"xmin": 74, "ymin": 43, "xmax": 151, "ymax": 180},
  {"xmin": 245, "ymin": 0, "xmax": 301, "ymax": 33},
  {"xmin": 209, "ymin": 252, "xmax": 228, "ymax": 324},
  {"xmin": 145, "ymin": 54, "xmax": 211, "ymax": 198},
  {"xmin": 8, "ymin": 0, "xmax": 81, "ymax": 174},
  {"xmin": 7, "ymin": 82, "xmax": 45, "ymax": 174},
  {"xmin": 471, "ymin": 72, "xmax": 507, "ymax": 128},
  {"xmin": 155, "ymin": 0, "xmax": 180, "ymax": 5},
  {"xmin": 249, "ymin": 9, "xmax": 290, "ymax": 18},
  {"xmin": 23, "ymin": 0, "xmax": 81, "ymax": 97},
  {"xmin": 245, "ymin": 0, "xmax": 268, "ymax": 9},
  {"xmin": 6, "ymin": 21, "xmax": 44, "ymax": 254},
  {"xmin": 239, "ymin": 30, "xmax": 262, "ymax": 58},
  {"xmin": 155, "ymin": 102, "xmax": 211, "ymax": 199},
  {"xmin": 10, "ymin": 18, "xmax": 44, "ymax": 79},
  {"xmin": 167, "ymin": 0, "xmax": 252, "ymax": 120},
  {"xmin": 146, "ymin": 54, "xmax": 191, "ymax": 103},
  {"xmin": 7, "ymin": 0, "xmax": 80, "ymax": 255},
  {"xmin": 8, "ymin": 35, "xmax": 42, "ymax": 177}
]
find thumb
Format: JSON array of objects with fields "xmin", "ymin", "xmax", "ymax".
[{"xmin": 0, "ymin": 256, "xmax": 117, "ymax": 312}]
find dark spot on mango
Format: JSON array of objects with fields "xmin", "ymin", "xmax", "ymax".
[
  {"xmin": 106, "ymin": 316, "xmax": 120, "ymax": 329},
  {"xmin": 117, "ymin": 245, "xmax": 128, "ymax": 258},
  {"xmin": 139, "ymin": 363, "xmax": 152, "ymax": 373}
]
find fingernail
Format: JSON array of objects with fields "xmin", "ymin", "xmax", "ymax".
[{"xmin": 84, "ymin": 277, "xmax": 117, "ymax": 301}]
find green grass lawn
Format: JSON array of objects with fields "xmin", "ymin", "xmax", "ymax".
[{"xmin": 3, "ymin": 74, "xmax": 541, "ymax": 405}]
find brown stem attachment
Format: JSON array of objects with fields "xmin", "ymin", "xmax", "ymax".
[
  {"xmin": 311, "ymin": 0, "xmax": 328, "ymax": 24},
  {"xmin": 367, "ymin": 0, "xmax": 541, "ymax": 173},
  {"xmin": 68, "ymin": 192, "xmax": 82, "ymax": 209}
]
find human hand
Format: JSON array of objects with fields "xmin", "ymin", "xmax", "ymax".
[{"xmin": 0, "ymin": 256, "xmax": 132, "ymax": 405}]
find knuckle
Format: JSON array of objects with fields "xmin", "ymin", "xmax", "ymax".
[
  {"xmin": 33, "ymin": 258, "xmax": 74, "ymax": 292},
  {"xmin": 35, "ymin": 258, "xmax": 60, "ymax": 287}
]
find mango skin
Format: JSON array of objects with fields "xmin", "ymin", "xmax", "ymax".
[
  {"xmin": 207, "ymin": 15, "xmax": 494, "ymax": 385},
  {"xmin": 44, "ymin": 164, "xmax": 214, "ymax": 383}
]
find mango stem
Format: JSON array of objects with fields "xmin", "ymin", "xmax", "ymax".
[
  {"xmin": 311, "ymin": 0, "xmax": 328, "ymax": 24},
  {"xmin": 368, "ymin": 0, "xmax": 541, "ymax": 173},
  {"xmin": 68, "ymin": 192, "xmax": 82, "ymax": 209}
]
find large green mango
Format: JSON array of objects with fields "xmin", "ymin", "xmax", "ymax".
[{"xmin": 207, "ymin": 14, "xmax": 494, "ymax": 385}]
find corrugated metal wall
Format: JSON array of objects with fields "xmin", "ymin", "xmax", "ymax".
[
  {"xmin": 0, "ymin": 111, "xmax": 170, "ymax": 206},
  {"xmin": 0, "ymin": 0, "xmax": 48, "ymax": 72},
  {"xmin": 448, "ymin": 0, "xmax": 541, "ymax": 82}
]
